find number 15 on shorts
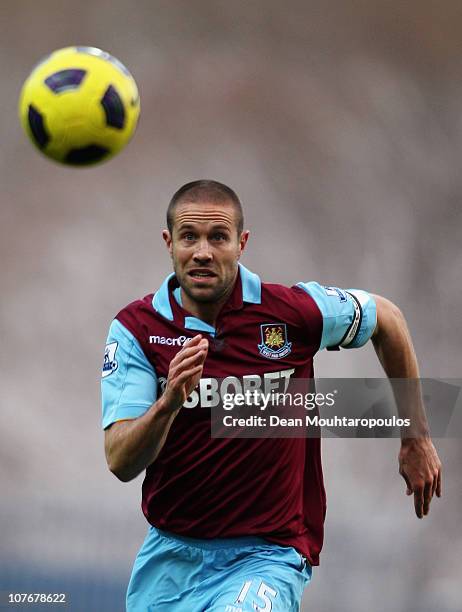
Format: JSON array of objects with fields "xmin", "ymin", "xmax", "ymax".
[{"xmin": 233, "ymin": 580, "xmax": 278, "ymax": 611}]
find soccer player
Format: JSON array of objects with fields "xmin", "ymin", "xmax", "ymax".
[{"xmin": 101, "ymin": 180, "xmax": 442, "ymax": 612}]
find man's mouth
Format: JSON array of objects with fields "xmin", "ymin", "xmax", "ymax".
[{"xmin": 188, "ymin": 269, "xmax": 217, "ymax": 279}]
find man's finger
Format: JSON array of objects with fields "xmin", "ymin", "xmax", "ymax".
[
  {"xmin": 171, "ymin": 338, "xmax": 208, "ymax": 364},
  {"xmin": 183, "ymin": 338, "xmax": 209, "ymax": 354},
  {"xmin": 177, "ymin": 335, "xmax": 203, "ymax": 353},
  {"xmin": 414, "ymin": 485, "xmax": 424, "ymax": 519},
  {"xmin": 423, "ymin": 481, "xmax": 432, "ymax": 516},
  {"xmin": 436, "ymin": 468, "xmax": 442, "ymax": 497},
  {"xmin": 176, "ymin": 364, "xmax": 205, "ymax": 388},
  {"xmin": 431, "ymin": 471, "xmax": 438, "ymax": 497},
  {"xmin": 170, "ymin": 348, "xmax": 208, "ymax": 377},
  {"xmin": 400, "ymin": 469, "xmax": 413, "ymax": 496},
  {"xmin": 186, "ymin": 334, "xmax": 203, "ymax": 345}
]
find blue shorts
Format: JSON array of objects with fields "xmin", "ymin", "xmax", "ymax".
[{"xmin": 126, "ymin": 526, "xmax": 312, "ymax": 611}]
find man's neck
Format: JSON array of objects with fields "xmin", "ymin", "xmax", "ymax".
[{"xmin": 180, "ymin": 289, "xmax": 229, "ymax": 327}]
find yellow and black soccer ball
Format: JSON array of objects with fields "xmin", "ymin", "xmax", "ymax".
[{"xmin": 19, "ymin": 46, "xmax": 140, "ymax": 166}]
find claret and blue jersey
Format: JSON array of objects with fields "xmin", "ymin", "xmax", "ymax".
[{"xmin": 101, "ymin": 264, "xmax": 376, "ymax": 566}]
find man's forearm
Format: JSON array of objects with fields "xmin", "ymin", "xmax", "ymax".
[
  {"xmin": 371, "ymin": 295, "xmax": 419, "ymax": 378},
  {"xmin": 105, "ymin": 397, "xmax": 180, "ymax": 482},
  {"xmin": 371, "ymin": 295, "xmax": 429, "ymax": 437}
]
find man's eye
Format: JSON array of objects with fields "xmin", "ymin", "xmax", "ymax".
[
  {"xmin": 183, "ymin": 233, "xmax": 195, "ymax": 241},
  {"xmin": 212, "ymin": 233, "xmax": 226, "ymax": 241}
]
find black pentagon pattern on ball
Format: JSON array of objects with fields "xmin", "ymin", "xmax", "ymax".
[
  {"xmin": 28, "ymin": 105, "xmax": 49, "ymax": 148},
  {"xmin": 65, "ymin": 145, "xmax": 110, "ymax": 165},
  {"xmin": 45, "ymin": 69, "xmax": 87, "ymax": 93},
  {"xmin": 101, "ymin": 85, "xmax": 125, "ymax": 129}
]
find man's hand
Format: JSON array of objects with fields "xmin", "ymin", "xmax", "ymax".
[
  {"xmin": 162, "ymin": 334, "xmax": 209, "ymax": 411},
  {"xmin": 399, "ymin": 437, "xmax": 442, "ymax": 518}
]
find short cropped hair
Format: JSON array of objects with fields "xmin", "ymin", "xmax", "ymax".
[{"xmin": 167, "ymin": 180, "xmax": 244, "ymax": 235}]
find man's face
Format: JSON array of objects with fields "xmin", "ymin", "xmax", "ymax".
[{"xmin": 163, "ymin": 200, "xmax": 249, "ymax": 305}]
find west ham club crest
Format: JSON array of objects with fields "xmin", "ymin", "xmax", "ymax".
[{"xmin": 258, "ymin": 323, "xmax": 292, "ymax": 360}]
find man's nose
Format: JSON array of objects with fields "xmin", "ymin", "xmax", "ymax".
[{"xmin": 193, "ymin": 240, "xmax": 213, "ymax": 263}]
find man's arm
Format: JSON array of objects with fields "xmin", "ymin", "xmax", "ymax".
[
  {"xmin": 371, "ymin": 295, "xmax": 442, "ymax": 518},
  {"xmin": 105, "ymin": 334, "xmax": 208, "ymax": 482}
]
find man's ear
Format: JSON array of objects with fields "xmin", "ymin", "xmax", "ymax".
[
  {"xmin": 162, "ymin": 230, "xmax": 173, "ymax": 256},
  {"xmin": 238, "ymin": 230, "xmax": 250, "ymax": 257}
]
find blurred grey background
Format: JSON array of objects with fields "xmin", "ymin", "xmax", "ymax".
[{"xmin": 1, "ymin": 1, "xmax": 461, "ymax": 611}]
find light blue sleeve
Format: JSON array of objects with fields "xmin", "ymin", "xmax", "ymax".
[
  {"xmin": 297, "ymin": 282, "xmax": 377, "ymax": 350},
  {"xmin": 101, "ymin": 319, "xmax": 157, "ymax": 430}
]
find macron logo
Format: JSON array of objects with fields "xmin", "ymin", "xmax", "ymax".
[{"xmin": 149, "ymin": 334, "xmax": 188, "ymax": 346}]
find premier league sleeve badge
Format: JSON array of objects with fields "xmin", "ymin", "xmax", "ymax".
[{"xmin": 102, "ymin": 341, "xmax": 119, "ymax": 377}]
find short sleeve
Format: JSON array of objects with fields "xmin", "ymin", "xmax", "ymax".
[
  {"xmin": 101, "ymin": 319, "xmax": 157, "ymax": 429},
  {"xmin": 296, "ymin": 282, "xmax": 377, "ymax": 350}
]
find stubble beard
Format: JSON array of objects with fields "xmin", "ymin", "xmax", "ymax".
[
  {"xmin": 180, "ymin": 275, "xmax": 230, "ymax": 304},
  {"xmin": 174, "ymin": 262, "xmax": 237, "ymax": 306}
]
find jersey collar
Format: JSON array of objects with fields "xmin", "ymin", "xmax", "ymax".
[{"xmin": 152, "ymin": 263, "xmax": 261, "ymax": 322}]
